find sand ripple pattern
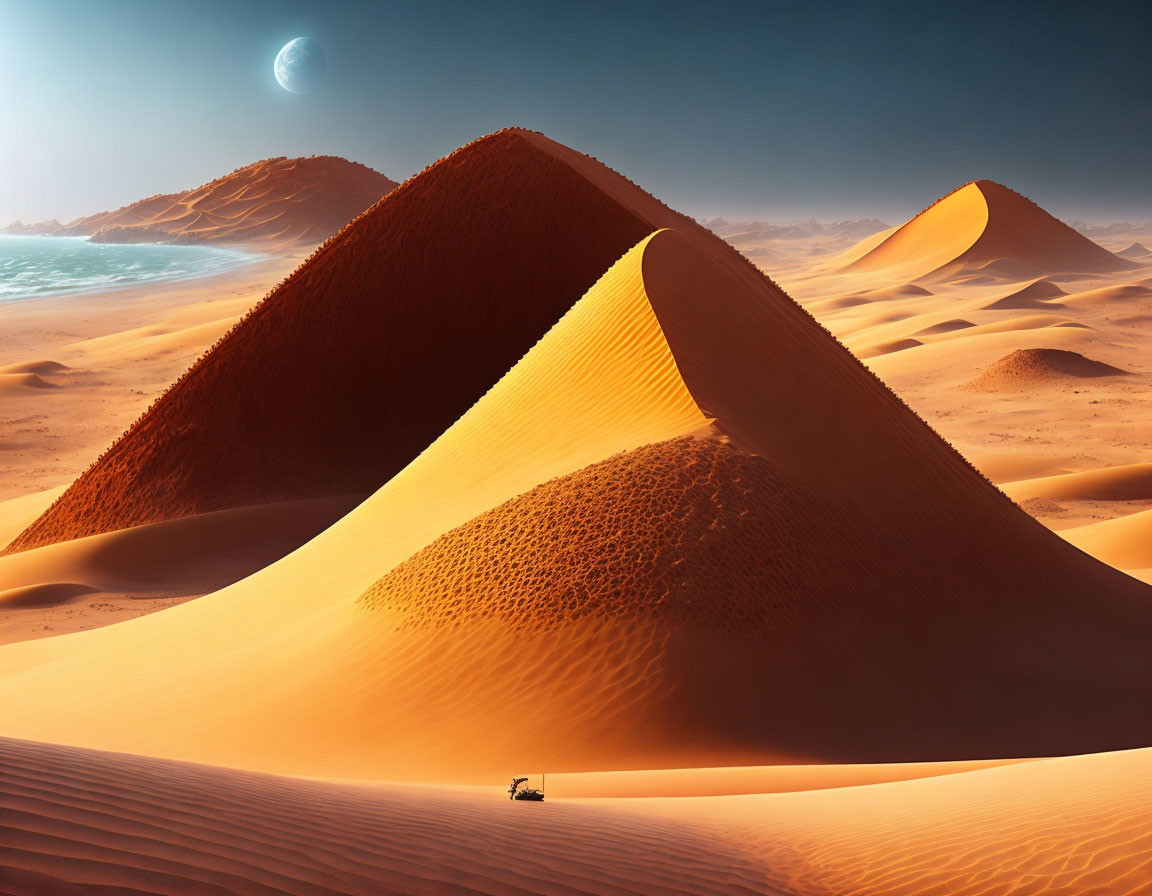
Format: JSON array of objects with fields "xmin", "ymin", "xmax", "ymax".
[
  {"xmin": 2, "ymin": 737, "xmax": 1148, "ymax": 896},
  {"xmin": 362, "ymin": 436, "xmax": 834, "ymax": 636},
  {"xmin": 0, "ymin": 737, "xmax": 771, "ymax": 896}
]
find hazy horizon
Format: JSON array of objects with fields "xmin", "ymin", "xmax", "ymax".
[{"xmin": 3, "ymin": 0, "xmax": 1150, "ymax": 227}]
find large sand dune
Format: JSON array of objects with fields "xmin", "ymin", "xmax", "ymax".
[
  {"xmin": 27, "ymin": 156, "xmax": 397, "ymax": 246},
  {"xmin": 6, "ymin": 130, "xmax": 681, "ymax": 554},
  {"xmin": 1, "ymin": 219, "xmax": 1149, "ymax": 778},
  {"xmin": 834, "ymin": 180, "xmax": 1131, "ymax": 282},
  {"xmin": 1, "ymin": 737, "xmax": 1147, "ymax": 896}
]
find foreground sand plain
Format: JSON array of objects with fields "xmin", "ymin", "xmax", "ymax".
[{"xmin": 2, "ymin": 737, "xmax": 1148, "ymax": 895}]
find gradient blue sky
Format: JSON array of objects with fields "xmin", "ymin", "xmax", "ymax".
[{"xmin": 2, "ymin": 0, "xmax": 1150, "ymax": 225}]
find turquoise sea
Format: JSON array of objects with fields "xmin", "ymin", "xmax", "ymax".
[{"xmin": 0, "ymin": 235, "xmax": 257, "ymax": 302}]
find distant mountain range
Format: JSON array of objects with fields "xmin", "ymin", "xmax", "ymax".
[
  {"xmin": 1, "ymin": 156, "xmax": 396, "ymax": 247},
  {"xmin": 1066, "ymin": 220, "xmax": 1152, "ymax": 236},
  {"xmin": 702, "ymin": 217, "xmax": 890, "ymax": 241}
]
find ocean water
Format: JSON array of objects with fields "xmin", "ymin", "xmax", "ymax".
[{"xmin": 0, "ymin": 235, "xmax": 258, "ymax": 302}]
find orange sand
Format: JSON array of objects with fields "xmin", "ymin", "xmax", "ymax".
[
  {"xmin": 0, "ymin": 257, "xmax": 298, "ymax": 503},
  {"xmin": 1, "ymin": 737, "xmax": 1147, "ymax": 896},
  {"xmin": 0, "ymin": 494, "xmax": 361, "ymax": 645},
  {"xmin": 1002, "ymin": 462, "xmax": 1152, "ymax": 502}
]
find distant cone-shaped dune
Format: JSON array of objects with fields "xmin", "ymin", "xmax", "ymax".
[
  {"xmin": 836, "ymin": 180, "xmax": 1132, "ymax": 281},
  {"xmin": 982, "ymin": 278, "xmax": 1067, "ymax": 310},
  {"xmin": 52, "ymin": 156, "xmax": 398, "ymax": 246},
  {"xmin": 1116, "ymin": 241, "xmax": 1152, "ymax": 259},
  {"xmin": 1, "ymin": 212, "xmax": 1151, "ymax": 779}
]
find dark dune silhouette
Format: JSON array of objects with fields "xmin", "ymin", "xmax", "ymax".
[{"xmin": 7, "ymin": 131, "xmax": 667, "ymax": 552}]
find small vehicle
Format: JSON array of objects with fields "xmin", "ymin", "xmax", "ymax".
[{"xmin": 509, "ymin": 775, "xmax": 545, "ymax": 801}]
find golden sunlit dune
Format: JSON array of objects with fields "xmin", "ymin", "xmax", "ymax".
[
  {"xmin": 1062, "ymin": 508, "xmax": 1152, "ymax": 572},
  {"xmin": 856, "ymin": 336, "xmax": 921, "ymax": 358},
  {"xmin": 753, "ymin": 178, "xmax": 1152, "ymax": 547},
  {"xmin": 1061, "ymin": 282, "xmax": 1152, "ymax": 306},
  {"xmin": 831, "ymin": 180, "xmax": 1131, "ymax": 283},
  {"xmin": 0, "ymin": 489, "xmax": 66, "ymax": 549},
  {"xmin": 1002, "ymin": 461, "xmax": 1152, "ymax": 502}
]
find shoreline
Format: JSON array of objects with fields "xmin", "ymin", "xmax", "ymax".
[
  {"xmin": 0, "ymin": 234, "xmax": 291, "ymax": 307},
  {"xmin": 0, "ymin": 250, "xmax": 302, "ymax": 502},
  {"xmin": 0, "ymin": 250, "xmax": 302, "ymax": 366}
]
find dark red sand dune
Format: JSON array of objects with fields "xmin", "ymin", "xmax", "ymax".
[
  {"xmin": 62, "ymin": 156, "xmax": 397, "ymax": 246},
  {"xmin": 7, "ymin": 131, "xmax": 673, "ymax": 552},
  {"xmin": 8, "ymin": 129, "xmax": 787, "ymax": 555}
]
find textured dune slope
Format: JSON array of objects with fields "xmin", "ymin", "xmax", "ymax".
[
  {"xmin": 1, "ymin": 227, "xmax": 1150, "ymax": 779},
  {"xmin": 1, "ymin": 737, "xmax": 1148, "ymax": 896},
  {"xmin": 60, "ymin": 156, "xmax": 396, "ymax": 246}
]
